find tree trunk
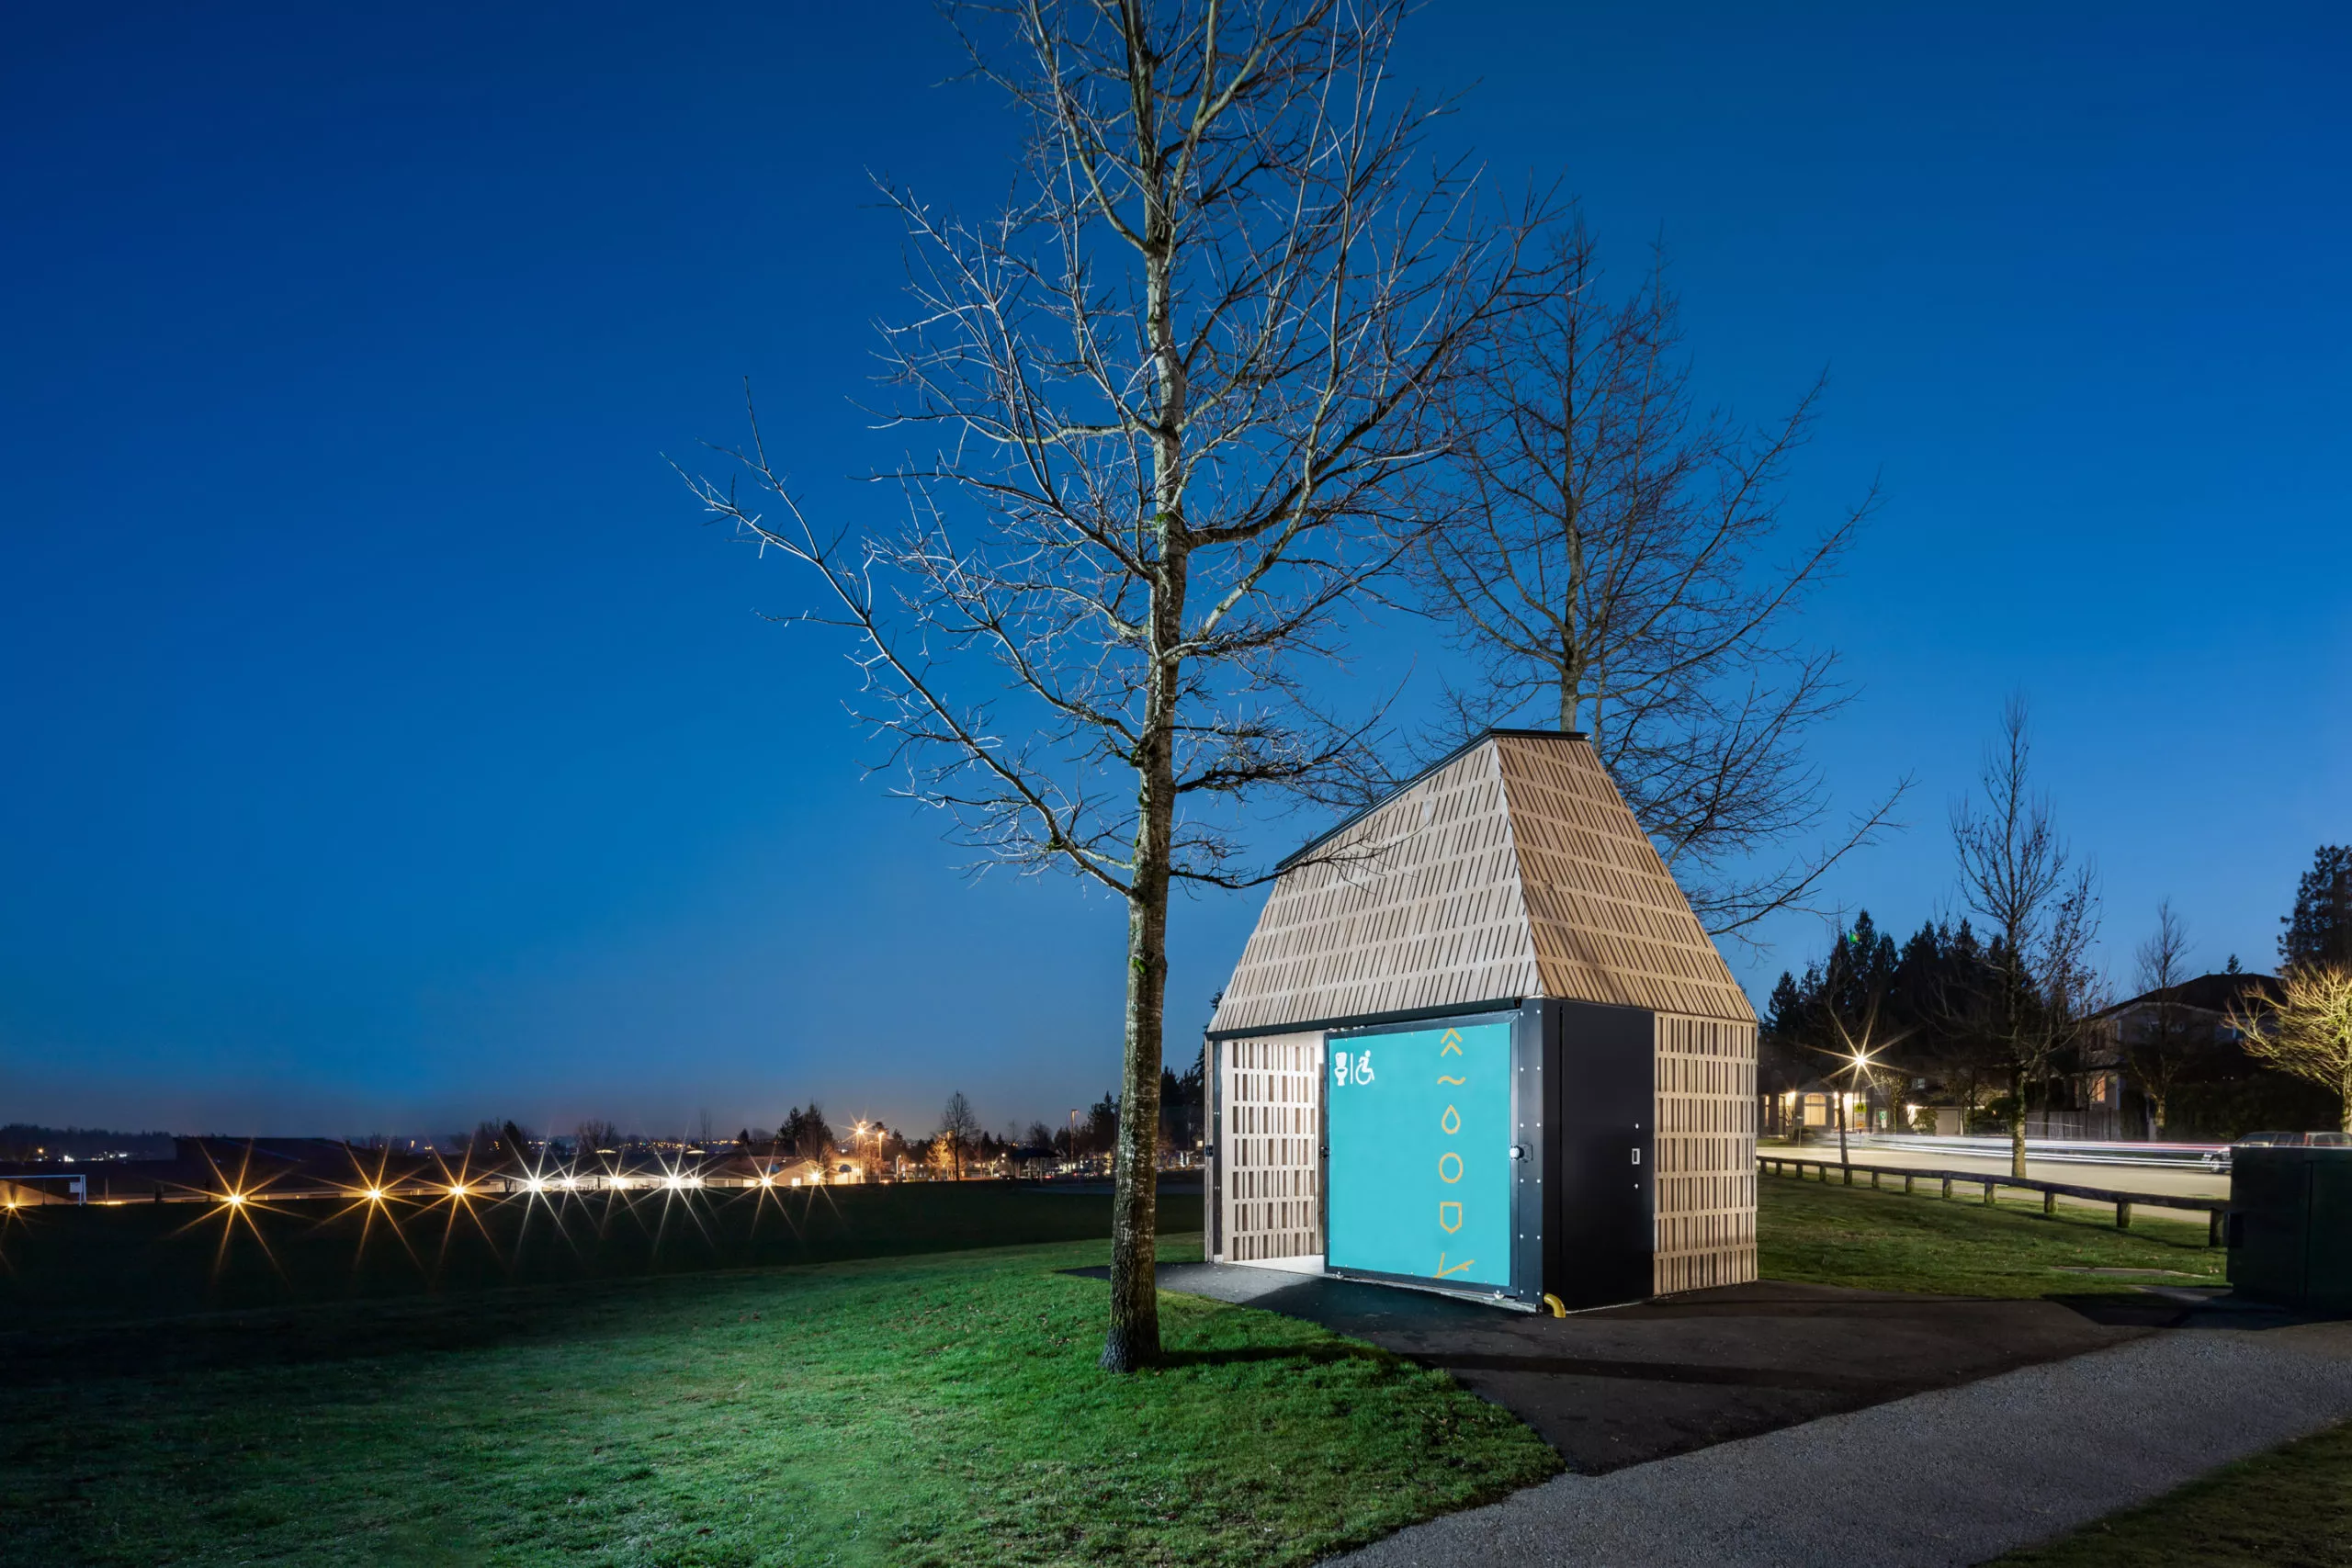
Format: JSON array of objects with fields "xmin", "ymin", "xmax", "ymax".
[
  {"xmin": 1102, "ymin": 69, "xmax": 1187, "ymax": 1372},
  {"xmin": 2340, "ymin": 1061, "xmax": 2352, "ymax": 1135},
  {"xmin": 1102, "ymin": 689, "xmax": 1176, "ymax": 1371},
  {"xmin": 2007, "ymin": 1063, "xmax": 2028, "ymax": 1179}
]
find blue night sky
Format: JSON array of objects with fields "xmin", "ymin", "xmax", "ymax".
[{"xmin": 4, "ymin": 3, "xmax": 2346, "ymax": 1139}]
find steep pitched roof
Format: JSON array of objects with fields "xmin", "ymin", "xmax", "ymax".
[{"xmin": 1210, "ymin": 730, "xmax": 1753, "ymax": 1034}]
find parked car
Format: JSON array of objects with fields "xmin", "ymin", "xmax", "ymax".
[{"xmin": 2237, "ymin": 1131, "xmax": 2352, "ymax": 1147}]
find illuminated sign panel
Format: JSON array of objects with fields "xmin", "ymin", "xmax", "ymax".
[{"xmin": 1326, "ymin": 1021, "xmax": 1512, "ymax": 1288}]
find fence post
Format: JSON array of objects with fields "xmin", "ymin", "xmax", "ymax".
[
  {"xmin": 2209, "ymin": 1210, "xmax": 2224, "ymax": 1248},
  {"xmin": 1905, "ymin": 1173, "xmax": 1916, "ymax": 1194},
  {"xmin": 2116, "ymin": 1199, "xmax": 2132, "ymax": 1231},
  {"xmin": 1843, "ymin": 1166, "xmax": 1853, "ymax": 1186},
  {"xmin": 2043, "ymin": 1190, "xmax": 2056, "ymax": 1217},
  {"xmin": 1870, "ymin": 1170, "xmax": 1881, "ymax": 1190},
  {"xmin": 1941, "ymin": 1177, "xmax": 1953, "ymax": 1201},
  {"xmin": 1982, "ymin": 1181, "xmax": 1996, "ymax": 1206}
]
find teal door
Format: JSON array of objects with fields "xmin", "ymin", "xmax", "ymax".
[{"xmin": 1326, "ymin": 1020, "xmax": 1514, "ymax": 1289}]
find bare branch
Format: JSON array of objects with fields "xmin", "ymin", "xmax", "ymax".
[{"xmin": 1407, "ymin": 219, "xmax": 1890, "ymax": 933}]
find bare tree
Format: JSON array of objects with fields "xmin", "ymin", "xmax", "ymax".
[
  {"xmin": 1951, "ymin": 698, "xmax": 2102, "ymax": 1178},
  {"xmin": 682, "ymin": 0, "xmax": 1534, "ymax": 1370},
  {"xmin": 2127, "ymin": 899, "xmax": 2197, "ymax": 1136},
  {"xmin": 572, "ymin": 1120, "xmax": 622, "ymax": 1160},
  {"xmin": 1411, "ymin": 219, "xmax": 1904, "ymax": 935},
  {"xmin": 2232, "ymin": 965, "xmax": 2352, "ymax": 1133},
  {"xmin": 937, "ymin": 1091, "xmax": 982, "ymax": 1181}
]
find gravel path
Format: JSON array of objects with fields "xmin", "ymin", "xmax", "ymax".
[{"xmin": 1325, "ymin": 1321, "xmax": 2352, "ymax": 1567}]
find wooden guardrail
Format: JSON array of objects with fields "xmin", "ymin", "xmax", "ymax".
[{"xmin": 1758, "ymin": 1155, "xmax": 2229, "ymax": 1247}]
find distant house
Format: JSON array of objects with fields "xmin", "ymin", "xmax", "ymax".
[
  {"xmin": 2081, "ymin": 971, "xmax": 2299, "ymax": 1139},
  {"xmin": 1007, "ymin": 1145, "xmax": 1058, "ymax": 1179}
]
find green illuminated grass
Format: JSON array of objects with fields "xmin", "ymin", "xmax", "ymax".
[
  {"xmin": 0, "ymin": 1235, "xmax": 1559, "ymax": 1568},
  {"xmin": 1757, "ymin": 1168, "xmax": 2225, "ymax": 1297},
  {"xmin": 0, "ymin": 1174, "xmax": 2253, "ymax": 1567},
  {"xmin": 1992, "ymin": 1419, "xmax": 2352, "ymax": 1566}
]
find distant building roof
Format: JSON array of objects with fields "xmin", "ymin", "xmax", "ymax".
[
  {"xmin": 2092, "ymin": 971, "xmax": 2281, "ymax": 1021},
  {"xmin": 1212, "ymin": 729, "xmax": 1753, "ymax": 1034}
]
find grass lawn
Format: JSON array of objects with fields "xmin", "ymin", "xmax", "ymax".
[
  {"xmin": 0, "ymin": 1182, "xmax": 1201, "ymax": 1319},
  {"xmin": 0, "ymin": 1234, "xmax": 1559, "ymax": 1568},
  {"xmin": 0, "ymin": 1173, "xmax": 2254, "ymax": 1567},
  {"xmin": 1757, "ymin": 1168, "xmax": 2225, "ymax": 1297},
  {"xmin": 1989, "ymin": 1419, "xmax": 2352, "ymax": 1567}
]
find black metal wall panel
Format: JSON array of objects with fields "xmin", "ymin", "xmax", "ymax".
[
  {"xmin": 2230, "ymin": 1146, "xmax": 2352, "ymax": 1311},
  {"xmin": 2228, "ymin": 1147, "xmax": 2311, "ymax": 1304},
  {"xmin": 1510, "ymin": 1001, "xmax": 1546, "ymax": 1304},
  {"xmin": 1543, "ymin": 998, "xmax": 1657, "ymax": 1310}
]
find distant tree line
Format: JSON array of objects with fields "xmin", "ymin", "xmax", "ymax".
[
  {"xmin": 0, "ymin": 1125, "xmax": 176, "ymax": 1163},
  {"xmin": 1767, "ymin": 838, "xmax": 2352, "ymax": 1147}
]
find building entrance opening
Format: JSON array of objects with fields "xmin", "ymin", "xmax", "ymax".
[{"xmin": 1216, "ymin": 1032, "xmax": 1322, "ymax": 1269}]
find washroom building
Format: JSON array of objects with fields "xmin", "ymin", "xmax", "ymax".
[{"xmin": 1204, "ymin": 728, "xmax": 1758, "ymax": 1312}]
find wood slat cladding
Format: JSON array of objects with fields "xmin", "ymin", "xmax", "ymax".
[
  {"xmin": 1210, "ymin": 746, "xmax": 1539, "ymax": 1036},
  {"xmin": 1492, "ymin": 738, "xmax": 1753, "ymax": 1024},
  {"xmin": 1220, "ymin": 1033, "xmax": 1322, "ymax": 1262},
  {"xmin": 1211, "ymin": 730, "xmax": 1758, "ymax": 1302},
  {"xmin": 1211, "ymin": 732, "xmax": 1750, "ymax": 1034},
  {"xmin": 1653, "ymin": 1012, "xmax": 1758, "ymax": 1293}
]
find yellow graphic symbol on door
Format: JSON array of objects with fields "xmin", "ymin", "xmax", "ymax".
[{"xmin": 1439, "ymin": 1029, "xmax": 1468, "ymax": 1276}]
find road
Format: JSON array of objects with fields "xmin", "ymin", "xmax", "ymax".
[{"xmin": 1784, "ymin": 1140, "xmax": 2228, "ymax": 1202}]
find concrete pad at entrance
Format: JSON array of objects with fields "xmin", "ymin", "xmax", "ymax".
[
  {"xmin": 1148, "ymin": 1264, "xmax": 2149, "ymax": 1472},
  {"xmin": 1323, "ymin": 1320, "xmax": 2352, "ymax": 1568}
]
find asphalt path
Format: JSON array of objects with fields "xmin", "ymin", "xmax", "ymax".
[
  {"xmin": 1141, "ymin": 1265, "xmax": 2147, "ymax": 1473},
  {"xmin": 1325, "ymin": 1319, "xmax": 2352, "ymax": 1567}
]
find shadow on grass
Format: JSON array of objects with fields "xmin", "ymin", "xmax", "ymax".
[
  {"xmin": 2, "ymin": 1234, "xmax": 1196, "ymax": 1390},
  {"xmin": 0, "ymin": 1272, "xmax": 685, "ymax": 1387},
  {"xmin": 0, "ymin": 1185, "xmax": 1196, "ymax": 1325},
  {"xmin": 1156, "ymin": 1342, "xmax": 1393, "ymax": 1371}
]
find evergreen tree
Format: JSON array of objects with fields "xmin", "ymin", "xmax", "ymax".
[
  {"xmin": 778, "ymin": 1104, "xmax": 835, "ymax": 1163},
  {"xmin": 2280, "ymin": 845, "xmax": 2352, "ymax": 973}
]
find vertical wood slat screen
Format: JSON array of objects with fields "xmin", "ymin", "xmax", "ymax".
[
  {"xmin": 1219, "ymin": 1033, "xmax": 1322, "ymax": 1262},
  {"xmin": 1652, "ymin": 1012, "xmax": 1758, "ymax": 1293}
]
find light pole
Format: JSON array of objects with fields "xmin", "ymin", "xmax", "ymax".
[{"xmin": 1837, "ymin": 1048, "xmax": 1871, "ymax": 1170}]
